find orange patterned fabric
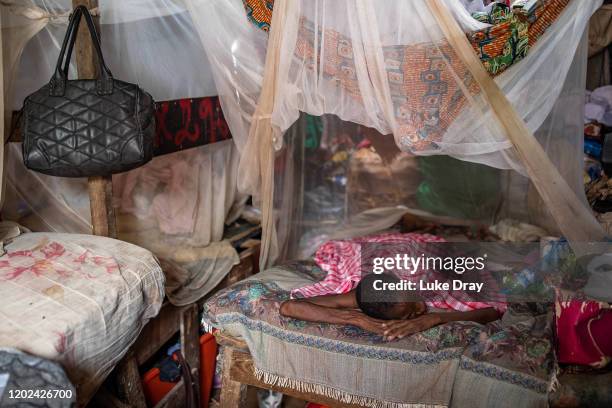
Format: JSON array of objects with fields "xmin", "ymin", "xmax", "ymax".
[
  {"xmin": 469, "ymin": 0, "xmax": 569, "ymax": 75},
  {"xmin": 243, "ymin": 0, "xmax": 274, "ymax": 31},
  {"xmin": 295, "ymin": 19, "xmax": 480, "ymax": 151}
]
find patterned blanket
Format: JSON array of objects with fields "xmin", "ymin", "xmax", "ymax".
[{"xmin": 202, "ymin": 261, "xmax": 555, "ymax": 408}]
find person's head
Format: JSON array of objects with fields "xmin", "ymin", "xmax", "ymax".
[{"xmin": 356, "ymin": 273, "xmax": 426, "ymax": 320}]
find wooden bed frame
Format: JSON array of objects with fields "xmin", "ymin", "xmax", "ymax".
[
  {"xmin": 98, "ymin": 243, "xmax": 260, "ymax": 408},
  {"xmin": 214, "ymin": 333, "xmax": 366, "ymax": 408}
]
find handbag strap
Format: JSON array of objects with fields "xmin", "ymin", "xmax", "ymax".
[
  {"xmin": 49, "ymin": 5, "xmax": 113, "ymax": 96},
  {"xmin": 60, "ymin": 7, "xmax": 83, "ymax": 78}
]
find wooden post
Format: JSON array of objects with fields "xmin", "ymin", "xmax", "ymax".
[
  {"xmin": 88, "ymin": 175, "xmax": 116, "ymax": 237},
  {"xmin": 219, "ymin": 347, "xmax": 248, "ymax": 408},
  {"xmin": 115, "ymin": 351, "xmax": 147, "ymax": 408},
  {"xmin": 180, "ymin": 304, "xmax": 201, "ymax": 406},
  {"xmin": 71, "ymin": 2, "xmax": 139, "ymax": 405},
  {"xmin": 72, "ymin": 0, "xmax": 117, "ymax": 238}
]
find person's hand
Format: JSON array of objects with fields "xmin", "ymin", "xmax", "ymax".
[{"xmin": 382, "ymin": 314, "xmax": 443, "ymax": 341}]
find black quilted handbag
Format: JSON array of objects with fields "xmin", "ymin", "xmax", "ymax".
[{"xmin": 21, "ymin": 5, "xmax": 155, "ymax": 177}]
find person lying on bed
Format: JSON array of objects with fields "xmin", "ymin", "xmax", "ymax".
[{"xmin": 280, "ymin": 273, "xmax": 501, "ymax": 341}]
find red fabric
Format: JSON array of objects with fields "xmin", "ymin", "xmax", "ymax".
[
  {"xmin": 292, "ymin": 233, "xmax": 506, "ymax": 313},
  {"xmin": 556, "ymin": 295, "xmax": 612, "ymax": 368},
  {"xmin": 154, "ymin": 96, "xmax": 231, "ymax": 156}
]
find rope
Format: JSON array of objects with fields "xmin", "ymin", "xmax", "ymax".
[{"xmin": 0, "ymin": 1, "xmax": 99, "ymax": 23}]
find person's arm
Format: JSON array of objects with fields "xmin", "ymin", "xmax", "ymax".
[
  {"xmin": 279, "ymin": 293, "xmax": 386, "ymax": 335},
  {"xmin": 382, "ymin": 307, "xmax": 500, "ymax": 341},
  {"xmin": 296, "ymin": 291, "xmax": 359, "ymax": 309}
]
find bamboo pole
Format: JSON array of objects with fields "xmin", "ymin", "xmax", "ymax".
[
  {"xmin": 248, "ymin": 0, "xmax": 290, "ymax": 269},
  {"xmin": 427, "ymin": 0, "xmax": 605, "ymax": 245}
]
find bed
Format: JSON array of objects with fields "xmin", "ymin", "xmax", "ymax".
[
  {"xmin": 0, "ymin": 232, "xmax": 165, "ymax": 406},
  {"xmin": 202, "ymin": 261, "xmax": 556, "ymax": 408}
]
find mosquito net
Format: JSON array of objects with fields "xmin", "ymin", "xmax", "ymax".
[
  {"xmin": 185, "ymin": 0, "xmax": 605, "ymax": 265},
  {"xmin": 1, "ymin": 0, "xmax": 244, "ymax": 252},
  {"xmin": 0, "ymin": 0, "xmax": 606, "ymax": 270}
]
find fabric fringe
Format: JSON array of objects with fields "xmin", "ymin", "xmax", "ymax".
[
  {"xmin": 254, "ymin": 367, "xmax": 447, "ymax": 408},
  {"xmin": 200, "ymin": 319, "xmax": 215, "ymax": 334},
  {"xmin": 549, "ymin": 370, "xmax": 560, "ymax": 393},
  {"xmin": 548, "ymin": 356, "xmax": 561, "ymax": 393}
]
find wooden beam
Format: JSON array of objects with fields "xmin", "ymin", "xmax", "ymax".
[
  {"xmin": 115, "ymin": 352, "xmax": 147, "ymax": 408},
  {"xmin": 71, "ymin": 0, "xmax": 117, "ymax": 238},
  {"xmin": 88, "ymin": 175, "xmax": 115, "ymax": 237},
  {"xmin": 72, "ymin": 0, "xmax": 98, "ymax": 79},
  {"xmin": 131, "ymin": 302, "xmax": 184, "ymax": 365},
  {"xmin": 219, "ymin": 347, "xmax": 248, "ymax": 408}
]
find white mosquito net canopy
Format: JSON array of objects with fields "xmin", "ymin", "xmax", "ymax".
[
  {"xmin": 186, "ymin": 0, "xmax": 606, "ymax": 265},
  {"xmin": 0, "ymin": 0, "xmax": 606, "ymax": 269}
]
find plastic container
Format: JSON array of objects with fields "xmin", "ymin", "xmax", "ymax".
[
  {"xmin": 141, "ymin": 333, "xmax": 218, "ymax": 408},
  {"xmin": 199, "ymin": 333, "xmax": 218, "ymax": 408},
  {"xmin": 142, "ymin": 367, "xmax": 178, "ymax": 407}
]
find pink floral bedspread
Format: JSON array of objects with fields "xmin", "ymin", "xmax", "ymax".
[{"xmin": 0, "ymin": 233, "xmax": 164, "ymax": 406}]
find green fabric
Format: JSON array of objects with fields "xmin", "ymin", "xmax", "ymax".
[
  {"xmin": 304, "ymin": 115, "xmax": 322, "ymax": 149},
  {"xmin": 416, "ymin": 156, "xmax": 501, "ymax": 221},
  {"xmin": 471, "ymin": 3, "xmax": 530, "ymax": 76}
]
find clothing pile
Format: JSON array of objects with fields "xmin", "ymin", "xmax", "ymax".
[
  {"xmin": 461, "ymin": 0, "xmax": 537, "ymax": 18},
  {"xmin": 585, "ymin": 86, "xmax": 612, "ymax": 129},
  {"xmin": 583, "ymin": 86, "xmax": 612, "ymax": 212}
]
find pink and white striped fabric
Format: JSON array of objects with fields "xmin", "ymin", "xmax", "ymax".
[{"xmin": 292, "ymin": 232, "xmax": 506, "ymax": 313}]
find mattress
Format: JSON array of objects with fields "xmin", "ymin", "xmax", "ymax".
[
  {"xmin": 202, "ymin": 261, "xmax": 556, "ymax": 408},
  {"xmin": 0, "ymin": 233, "xmax": 165, "ymax": 405}
]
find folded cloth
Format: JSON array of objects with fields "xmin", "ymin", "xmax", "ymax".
[
  {"xmin": 161, "ymin": 240, "xmax": 240, "ymax": 306},
  {"xmin": 592, "ymin": 85, "xmax": 612, "ymax": 108},
  {"xmin": 585, "ymin": 102, "xmax": 607, "ymax": 123},
  {"xmin": 291, "ymin": 233, "xmax": 507, "ymax": 313},
  {"xmin": 113, "ymin": 151, "xmax": 200, "ymax": 236}
]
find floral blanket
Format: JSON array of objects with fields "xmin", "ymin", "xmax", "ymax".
[
  {"xmin": 202, "ymin": 261, "xmax": 555, "ymax": 408},
  {"xmin": 0, "ymin": 233, "xmax": 164, "ymax": 406}
]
